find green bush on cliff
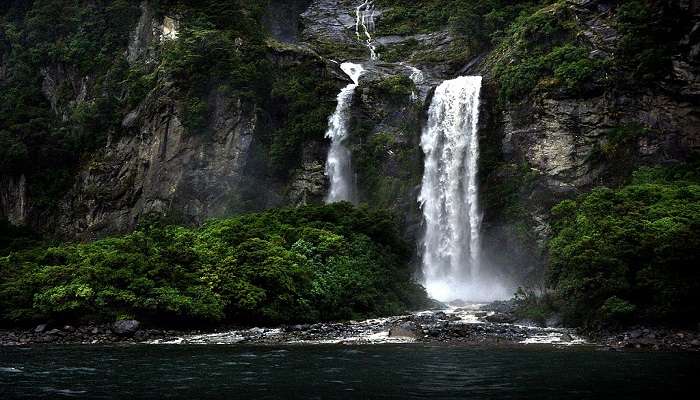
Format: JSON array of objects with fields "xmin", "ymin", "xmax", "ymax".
[
  {"xmin": 491, "ymin": 2, "xmax": 603, "ymax": 102},
  {"xmin": 0, "ymin": 1, "xmax": 141, "ymax": 206},
  {"xmin": 0, "ymin": 203, "xmax": 427, "ymax": 327},
  {"xmin": 615, "ymin": 0, "xmax": 684, "ymax": 83},
  {"xmin": 375, "ymin": 0, "xmax": 545, "ymax": 46},
  {"xmin": 266, "ymin": 62, "xmax": 339, "ymax": 175},
  {"xmin": 547, "ymin": 165, "xmax": 700, "ymax": 327},
  {"xmin": 373, "ymin": 75, "xmax": 416, "ymax": 99}
]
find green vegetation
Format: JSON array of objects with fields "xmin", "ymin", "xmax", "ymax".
[
  {"xmin": 487, "ymin": 0, "xmax": 690, "ymax": 102},
  {"xmin": 490, "ymin": 1, "xmax": 603, "ymax": 102},
  {"xmin": 375, "ymin": 0, "xmax": 543, "ymax": 46},
  {"xmin": 0, "ymin": 219, "xmax": 41, "ymax": 256},
  {"xmin": 375, "ymin": 0, "xmax": 546, "ymax": 65},
  {"xmin": 373, "ymin": 75, "xmax": 416, "ymax": 99},
  {"xmin": 546, "ymin": 164, "xmax": 700, "ymax": 328},
  {"xmin": 0, "ymin": 204, "xmax": 428, "ymax": 327},
  {"xmin": 0, "ymin": 0, "xmax": 141, "ymax": 207},
  {"xmin": 512, "ymin": 286, "xmax": 558, "ymax": 327},
  {"xmin": 615, "ymin": 0, "xmax": 685, "ymax": 83},
  {"xmin": 157, "ymin": 1, "xmax": 272, "ymax": 131},
  {"xmin": 265, "ymin": 61, "xmax": 339, "ymax": 175},
  {"xmin": 352, "ymin": 131, "xmax": 421, "ymax": 209}
]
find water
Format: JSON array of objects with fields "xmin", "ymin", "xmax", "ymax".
[
  {"xmin": 403, "ymin": 64, "xmax": 424, "ymax": 101},
  {"xmin": 355, "ymin": 1, "xmax": 378, "ymax": 60},
  {"xmin": 419, "ymin": 76, "xmax": 508, "ymax": 302},
  {"xmin": 1, "ymin": 345, "xmax": 697, "ymax": 399},
  {"xmin": 325, "ymin": 62, "xmax": 364, "ymax": 203}
]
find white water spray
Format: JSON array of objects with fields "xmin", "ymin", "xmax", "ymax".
[
  {"xmin": 418, "ymin": 76, "xmax": 509, "ymax": 302},
  {"xmin": 355, "ymin": 1, "xmax": 378, "ymax": 60},
  {"xmin": 325, "ymin": 62, "xmax": 365, "ymax": 203},
  {"xmin": 404, "ymin": 64, "xmax": 424, "ymax": 101}
]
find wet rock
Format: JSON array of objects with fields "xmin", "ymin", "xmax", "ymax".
[
  {"xmin": 545, "ymin": 314, "xmax": 563, "ymax": 328},
  {"xmin": 560, "ymin": 333, "xmax": 573, "ymax": 343},
  {"xmin": 389, "ymin": 321, "xmax": 421, "ymax": 338},
  {"xmin": 113, "ymin": 320, "xmax": 141, "ymax": 336},
  {"xmin": 628, "ymin": 329, "xmax": 643, "ymax": 339},
  {"xmin": 34, "ymin": 324, "xmax": 48, "ymax": 333},
  {"xmin": 133, "ymin": 330, "xmax": 149, "ymax": 341},
  {"xmin": 484, "ymin": 313, "xmax": 517, "ymax": 324}
]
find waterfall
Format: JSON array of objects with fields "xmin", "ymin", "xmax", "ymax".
[
  {"xmin": 355, "ymin": 1, "xmax": 378, "ymax": 61},
  {"xmin": 419, "ymin": 76, "xmax": 500, "ymax": 302},
  {"xmin": 404, "ymin": 64, "xmax": 424, "ymax": 101},
  {"xmin": 325, "ymin": 62, "xmax": 365, "ymax": 203}
]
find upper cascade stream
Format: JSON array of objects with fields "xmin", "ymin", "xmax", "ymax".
[
  {"xmin": 419, "ymin": 76, "xmax": 508, "ymax": 302},
  {"xmin": 355, "ymin": 0, "xmax": 378, "ymax": 60},
  {"xmin": 325, "ymin": 62, "xmax": 365, "ymax": 203}
]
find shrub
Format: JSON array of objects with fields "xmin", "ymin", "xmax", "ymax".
[
  {"xmin": 0, "ymin": 203, "xmax": 428, "ymax": 327},
  {"xmin": 547, "ymin": 165, "xmax": 700, "ymax": 327}
]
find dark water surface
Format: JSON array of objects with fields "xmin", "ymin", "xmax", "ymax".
[{"xmin": 1, "ymin": 344, "xmax": 698, "ymax": 399}]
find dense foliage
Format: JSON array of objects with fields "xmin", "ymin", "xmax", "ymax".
[
  {"xmin": 0, "ymin": 0, "xmax": 141, "ymax": 206},
  {"xmin": 375, "ymin": 0, "xmax": 543, "ymax": 46},
  {"xmin": 488, "ymin": 0, "xmax": 689, "ymax": 102},
  {"xmin": 265, "ymin": 60, "xmax": 339, "ymax": 175},
  {"xmin": 546, "ymin": 165, "xmax": 700, "ymax": 327},
  {"xmin": 490, "ymin": 0, "xmax": 602, "ymax": 102},
  {"xmin": 375, "ymin": 0, "xmax": 546, "ymax": 64},
  {"xmin": 0, "ymin": 204, "xmax": 428, "ymax": 327}
]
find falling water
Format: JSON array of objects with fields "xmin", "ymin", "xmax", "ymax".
[
  {"xmin": 419, "ymin": 76, "xmax": 504, "ymax": 302},
  {"xmin": 404, "ymin": 64, "xmax": 424, "ymax": 101},
  {"xmin": 325, "ymin": 62, "xmax": 365, "ymax": 203},
  {"xmin": 355, "ymin": 0, "xmax": 378, "ymax": 60}
]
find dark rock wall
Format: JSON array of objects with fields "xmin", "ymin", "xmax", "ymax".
[{"xmin": 263, "ymin": 0, "xmax": 314, "ymax": 43}]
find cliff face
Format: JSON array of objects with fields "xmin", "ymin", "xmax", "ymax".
[
  {"xmin": 476, "ymin": 0, "xmax": 700, "ymax": 280},
  {"xmin": 1, "ymin": 0, "xmax": 346, "ymax": 239},
  {"xmin": 1, "ymin": 0, "xmax": 698, "ymax": 285},
  {"xmin": 54, "ymin": 85, "xmax": 261, "ymax": 239}
]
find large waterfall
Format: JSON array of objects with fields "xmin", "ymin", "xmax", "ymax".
[
  {"xmin": 325, "ymin": 62, "xmax": 365, "ymax": 203},
  {"xmin": 419, "ymin": 76, "xmax": 506, "ymax": 302}
]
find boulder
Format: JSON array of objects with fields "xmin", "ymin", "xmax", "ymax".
[
  {"xmin": 34, "ymin": 324, "xmax": 48, "ymax": 333},
  {"xmin": 484, "ymin": 313, "xmax": 517, "ymax": 324},
  {"xmin": 133, "ymin": 330, "xmax": 149, "ymax": 341},
  {"xmin": 545, "ymin": 314, "xmax": 563, "ymax": 328},
  {"xmin": 113, "ymin": 320, "xmax": 141, "ymax": 336},
  {"xmin": 388, "ymin": 320, "xmax": 421, "ymax": 339}
]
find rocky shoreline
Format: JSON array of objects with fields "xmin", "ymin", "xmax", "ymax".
[{"xmin": 1, "ymin": 306, "xmax": 698, "ymax": 351}]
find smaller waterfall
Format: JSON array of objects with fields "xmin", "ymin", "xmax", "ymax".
[
  {"xmin": 404, "ymin": 65, "xmax": 424, "ymax": 101},
  {"xmin": 355, "ymin": 1, "xmax": 378, "ymax": 60},
  {"xmin": 325, "ymin": 62, "xmax": 365, "ymax": 203}
]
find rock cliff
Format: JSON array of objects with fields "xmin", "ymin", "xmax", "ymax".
[{"xmin": 1, "ymin": 0, "xmax": 698, "ymax": 286}]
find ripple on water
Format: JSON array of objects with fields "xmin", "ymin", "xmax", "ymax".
[
  {"xmin": 41, "ymin": 388, "xmax": 88, "ymax": 397},
  {"xmin": 57, "ymin": 367, "xmax": 97, "ymax": 373},
  {"xmin": 341, "ymin": 349, "xmax": 365, "ymax": 355},
  {"xmin": 220, "ymin": 361, "xmax": 251, "ymax": 366},
  {"xmin": 0, "ymin": 367, "xmax": 23, "ymax": 373}
]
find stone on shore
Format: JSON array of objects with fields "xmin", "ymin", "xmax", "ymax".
[{"xmin": 113, "ymin": 320, "xmax": 141, "ymax": 336}]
